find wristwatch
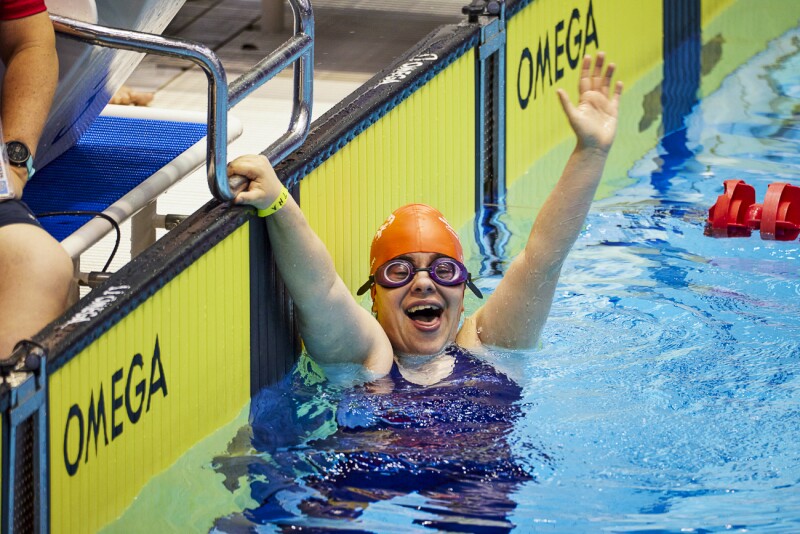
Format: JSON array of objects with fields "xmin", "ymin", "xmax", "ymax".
[{"xmin": 5, "ymin": 141, "xmax": 35, "ymax": 179}]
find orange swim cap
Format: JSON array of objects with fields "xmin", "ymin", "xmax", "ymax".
[{"xmin": 369, "ymin": 203, "xmax": 463, "ymax": 274}]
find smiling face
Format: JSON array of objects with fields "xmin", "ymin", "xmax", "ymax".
[{"xmin": 372, "ymin": 252, "xmax": 466, "ymax": 356}]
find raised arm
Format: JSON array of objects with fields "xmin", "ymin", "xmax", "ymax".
[
  {"xmin": 231, "ymin": 155, "xmax": 393, "ymax": 373},
  {"xmin": 465, "ymin": 53, "xmax": 623, "ymax": 350}
]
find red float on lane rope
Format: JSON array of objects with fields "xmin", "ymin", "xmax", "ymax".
[{"xmin": 705, "ymin": 180, "xmax": 800, "ymax": 241}]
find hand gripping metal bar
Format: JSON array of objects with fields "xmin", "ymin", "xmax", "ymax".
[{"xmin": 50, "ymin": 0, "xmax": 314, "ymax": 201}]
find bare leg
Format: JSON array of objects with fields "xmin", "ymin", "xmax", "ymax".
[{"xmin": 0, "ymin": 224, "xmax": 73, "ymax": 358}]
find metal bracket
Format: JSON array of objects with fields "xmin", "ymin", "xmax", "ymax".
[
  {"xmin": 470, "ymin": 1, "xmax": 510, "ymax": 277},
  {"xmin": 1, "ymin": 343, "xmax": 48, "ymax": 534},
  {"xmin": 473, "ymin": 0, "xmax": 506, "ymax": 209},
  {"xmin": 462, "ymin": 0, "xmax": 502, "ymax": 23}
]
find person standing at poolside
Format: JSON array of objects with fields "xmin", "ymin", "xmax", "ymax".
[
  {"xmin": 1, "ymin": 0, "xmax": 73, "ymax": 358},
  {"xmin": 232, "ymin": 53, "xmax": 622, "ymax": 380}
]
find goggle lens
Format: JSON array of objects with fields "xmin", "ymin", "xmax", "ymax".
[
  {"xmin": 356, "ymin": 257, "xmax": 482, "ymax": 298},
  {"xmin": 375, "ymin": 257, "xmax": 468, "ymax": 288}
]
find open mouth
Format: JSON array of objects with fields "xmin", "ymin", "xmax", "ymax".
[{"xmin": 405, "ymin": 304, "xmax": 443, "ymax": 324}]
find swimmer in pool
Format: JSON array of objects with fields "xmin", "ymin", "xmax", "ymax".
[{"xmin": 232, "ymin": 53, "xmax": 622, "ymax": 381}]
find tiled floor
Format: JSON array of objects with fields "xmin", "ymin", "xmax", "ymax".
[
  {"xmin": 128, "ymin": 0, "xmax": 465, "ymax": 87},
  {"xmin": 78, "ymin": 0, "xmax": 466, "ymax": 286},
  {"xmin": 125, "ymin": 0, "xmax": 467, "ymax": 166}
]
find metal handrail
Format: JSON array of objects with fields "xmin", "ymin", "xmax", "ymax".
[
  {"xmin": 230, "ymin": 0, "xmax": 314, "ymax": 168},
  {"xmin": 51, "ymin": 15, "xmax": 230, "ymax": 199},
  {"xmin": 51, "ymin": 0, "xmax": 314, "ymax": 201}
]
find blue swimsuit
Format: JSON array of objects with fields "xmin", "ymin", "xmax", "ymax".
[
  {"xmin": 338, "ymin": 344, "xmax": 522, "ymax": 430},
  {"xmin": 218, "ymin": 346, "xmax": 535, "ymax": 532}
]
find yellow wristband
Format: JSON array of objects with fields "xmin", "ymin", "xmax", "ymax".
[{"xmin": 257, "ymin": 186, "xmax": 289, "ymax": 217}]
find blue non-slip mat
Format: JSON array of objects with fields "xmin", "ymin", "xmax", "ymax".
[{"xmin": 24, "ymin": 115, "xmax": 207, "ymax": 241}]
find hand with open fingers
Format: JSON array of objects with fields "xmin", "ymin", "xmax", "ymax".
[
  {"xmin": 556, "ymin": 52, "xmax": 623, "ymax": 153},
  {"xmin": 230, "ymin": 154, "xmax": 284, "ymax": 212}
]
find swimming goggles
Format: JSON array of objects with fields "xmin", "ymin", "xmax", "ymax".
[{"xmin": 357, "ymin": 257, "xmax": 483, "ymax": 298}]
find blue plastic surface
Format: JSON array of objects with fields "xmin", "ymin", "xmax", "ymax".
[{"xmin": 24, "ymin": 116, "xmax": 207, "ymax": 241}]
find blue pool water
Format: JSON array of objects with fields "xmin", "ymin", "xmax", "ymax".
[
  {"xmin": 221, "ymin": 30, "xmax": 800, "ymax": 533},
  {"xmin": 496, "ymin": 29, "xmax": 800, "ymax": 531},
  {"xmin": 108, "ymin": 27, "xmax": 800, "ymax": 534}
]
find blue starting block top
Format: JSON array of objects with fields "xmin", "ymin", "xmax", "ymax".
[{"xmin": 24, "ymin": 115, "xmax": 207, "ymax": 241}]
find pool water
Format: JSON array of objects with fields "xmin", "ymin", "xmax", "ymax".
[
  {"xmin": 107, "ymin": 27, "xmax": 800, "ymax": 534},
  {"xmin": 500, "ymin": 28, "xmax": 800, "ymax": 531}
]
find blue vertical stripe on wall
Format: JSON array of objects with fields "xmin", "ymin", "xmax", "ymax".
[
  {"xmin": 652, "ymin": 0, "xmax": 701, "ymax": 194},
  {"xmin": 663, "ymin": 0, "xmax": 701, "ymax": 134}
]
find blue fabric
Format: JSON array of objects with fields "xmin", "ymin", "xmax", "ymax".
[
  {"xmin": 0, "ymin": 199, "xmax": 41, "ymax": 228},
  {"xmin": 215, "ymin": 347, "xmax": 535, "ymax": 531},
  {"xmin": 337, "ymin": 344, "xmax": 523, "ymax": 432},
  {"xmin": 23, "ymin": 116, "xmax": 206, "ymax": 241}
]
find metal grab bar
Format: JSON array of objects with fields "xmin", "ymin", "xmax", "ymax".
[
  {"xmin": 230, "ymin": 0, "xmax": 314, "ymax": 168},
  {"xmin": 50, "ymin": 0, "xmax": 314, "ymax": 201},
  {"xmin": 50, "ymin": 15, "xmax": 230, "ymax": 199}
]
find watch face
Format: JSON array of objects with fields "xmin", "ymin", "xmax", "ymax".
[{"xmin": 6, "ymin": 141, "xmax": 31, "ymax": 165}]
